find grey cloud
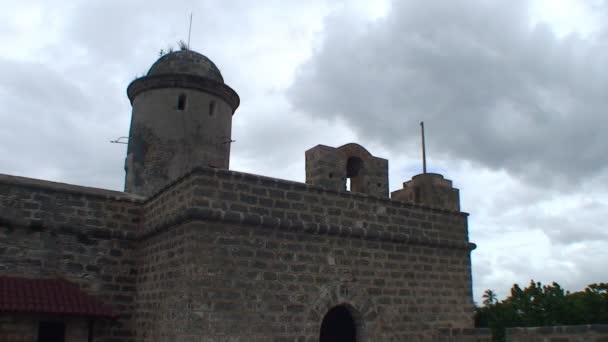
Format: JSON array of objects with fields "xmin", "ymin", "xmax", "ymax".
[
  {"xmin": 473, "ymin": 237, "xmax": 608, "ymax": 301},
  {"xmin": 288, "ymin": 0, "xmax": 608, "ymax": 187},
  {"xmin": 0, "ymin": 58, "xmax": 125, "ymax": 189},
  {"xmin": 0, "ymin": 59, "xmax": 89, "ymax": 113},
  {"xmin": 0, "ymin": 0, "xmax": 339, "ymax": 191}
]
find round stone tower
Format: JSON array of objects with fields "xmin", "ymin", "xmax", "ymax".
[{"xmin": 125, "ymin": 49, "xmax": 240, "ymax": 196}]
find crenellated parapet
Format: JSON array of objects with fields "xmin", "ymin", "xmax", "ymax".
[{"xmin": 391, "ymin": 173, "xmax": 460, "ymax": 211}]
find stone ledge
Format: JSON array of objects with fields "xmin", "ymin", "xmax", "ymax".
[
  {"xmin": 437, "ymin": 327, "xmax": 492, "ymax": 342},
  {"xmin": 0, "ymin": 216, "xmax": 137, "ymax": 241},
  {"xmin": 438, "ymin": 327, "xmax": 492, "ymax": 336},
  {"xmin": 0, "ymin": 174, "xmax": 144, "ymax": 203},
  {"xmin": 507, "ymin": 324, "xmax": 608, "ymax": 335},
  {"xmin": 139, "ymin": 206, "xmax": 477, "ymax": 250},
  {"xmin": 127, "ymin": 74, "xmax": 240, "ymax": 111}
]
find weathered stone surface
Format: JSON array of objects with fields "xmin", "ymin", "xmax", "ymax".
[
  {"xmin": 392, "ymin": 173, "xmax": 460, "ymax": 211},
  {"xmin": 0, "ymin": 163, "xmax": 476, "ymax": 341},
  {"xmin": 506, "ymin": 325, "xmax": 608, "ymax": 342},
  {"xmin": 305, "ymin": 143, "xmax": 389, "ymax": 198},
  {"xmin": 437, "ymin": 327, "xmax": 492, "ymax": 342},
  {"xmin": 0, "ymin": 175, "xmax": 141, "ymax": 341},
  {"xmin": 125, "ymin": 49, "xmax": 240, "ymax": 198}
]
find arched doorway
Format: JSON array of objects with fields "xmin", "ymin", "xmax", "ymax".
[{"xmin": 319, "ymin": 305, "xmax": 357, "ymax": 342}]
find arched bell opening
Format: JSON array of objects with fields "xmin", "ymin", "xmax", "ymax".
[{"xmin": 345, "ymin": 157, "xmax": 364, "ymax": 193}]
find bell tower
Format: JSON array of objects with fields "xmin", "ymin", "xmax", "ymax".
[{"xmin": 124, "ymin": 49, "xmax": 240, "ymax": 196}]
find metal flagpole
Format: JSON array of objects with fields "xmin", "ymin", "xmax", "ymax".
[
  {"xmin": 421, "ymin": 121, "xmax": 427, "ymax": 174},
  {"xmin": 187, "ymin": 12, "xmax": 193, "ymax": 49}
]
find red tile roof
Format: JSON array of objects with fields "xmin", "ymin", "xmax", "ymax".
[{"xmin": 0, "ymin": 276, "xmax": 116, "ymax": 318}]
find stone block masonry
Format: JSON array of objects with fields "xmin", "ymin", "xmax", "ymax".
[
  {"xmin": 437, "ymin": 327, "xmax": 492, "ymax": 342},
  {"xmin": 507, "ymin": 325, "xmax": 608, "ymax": 342},
  {"xmin": 305, "ymin": 143, "xmax": 389, "ymax": 198},
  {"xmin": 0, "ymin": 174, "xmax": 143, "ymax": 341},
  {"xmin": 1, "ymin": 164, "xmax": 476, "ymax": 341},
  {"xmin": 140, "ymin": 167, "xmax": 471, "ymax": 248},
  {"xmin": 135, "ymin": 166, "xmax": 476, "ymax": 341}
]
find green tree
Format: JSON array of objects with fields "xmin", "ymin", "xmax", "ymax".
[
  {"xmin": 475, "ymin": 281, "xmax": 608, "ymax": 342},
  {"xmin": 483, "ymin": 289, "xmax": 498, "ymax": 306}
]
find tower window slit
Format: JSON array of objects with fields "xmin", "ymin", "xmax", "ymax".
[
  {"xmin": 209, "ymin": 101, "xmax": 216, "ymax": 116},
  {"xmin": 177, "ymin": 94, "xmax": 187, "ymax": 111}
]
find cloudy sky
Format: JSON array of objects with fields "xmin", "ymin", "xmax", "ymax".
[{"xmin": 1, "ymin": 0, "xmax": 606, "ymax": 303}]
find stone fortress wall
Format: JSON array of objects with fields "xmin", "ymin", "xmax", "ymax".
[
  {"xmin": 0, "ymin": 42, "xmax": 478, "ymax": 339},
  {"xmin": 506, "ymin": 325, "xmax": 608, "ymax": 342},
  {"xmin": 134, "ymin": 166, "xmax": 475, "ymax": 341},
  {"xmin": 0, "ymin": 156, "xmax": 474, "ymax": 341},
  {"xmin": 0, "ymin": 174, "xmax": 142, "ymax": 341}
]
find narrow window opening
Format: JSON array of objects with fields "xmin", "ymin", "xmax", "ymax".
[
  {"xmin": 38, "ymin": 321, "xmax": 65, "ymax": 342},
  {"xmin": 346, "ymin": 157, "xmax": 364, "ymax": 193},
  {"xmin": 177, "ymin": 94, "xmax": 187, "ymax": 111},
  {"xmin": 209, "ymin": 101, "xmax": 216, "ymax": 116},
  {"xmin": 329, "ymin": 173, "xmax": 333, "ymax": 179}
]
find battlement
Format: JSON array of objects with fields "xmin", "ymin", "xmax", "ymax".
[
  {"xmin": 392, "ymin": 173, "xmax": 460, "ymax": 211},
  {"xmin": 0, "ymin": 173, "xmax": 142, "ymax": 235},
  {"xmin": 140, "ymin": 166, "xmax": 472, "ymax": 249}
]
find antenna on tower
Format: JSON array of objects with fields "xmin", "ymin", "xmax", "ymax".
[
  {"xmin": 110, "ymin": 136, "xmax": 129, "ymax": 145},
  {"xmin": 187, "ymin": 12, "xmax": 193, "ymax": 49},
  {"xmin": 420, "ymin": 121, "xmax": 427, "ymax": 174}
]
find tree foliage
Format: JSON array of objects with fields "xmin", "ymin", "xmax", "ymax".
[
  {"xmin": 483, "ymin": 289, "xmax": 498, "ymax": 306},
  {"xmin": 475, "ymin": 281, "xmax": 608, "ymax": 341}
]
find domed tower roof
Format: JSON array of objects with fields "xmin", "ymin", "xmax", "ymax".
[
  {"xmin": 147, "ymin": 49, "xmax": 224, "ymax": 83},
  {"xmin": 127, "ymin": 49, "xmax": 239, "ymax": 110}
]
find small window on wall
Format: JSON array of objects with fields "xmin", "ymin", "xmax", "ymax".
[
  {"xmin": 177, "ymin": 94, "xmax": 187, "ymax": 111},
  {"xmin": 209, "ymin": 101, "xmax": 216, "ymax": 116},
  {"xmin": 38, "ymin": 322, "xmax": 65, "ymax": 342}
]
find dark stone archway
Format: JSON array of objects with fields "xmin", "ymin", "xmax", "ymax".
[{"xmin": 319, "ymin": 305, "xmax": 357, "ymax": 342}]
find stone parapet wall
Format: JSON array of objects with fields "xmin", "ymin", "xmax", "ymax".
[
  {"xmin": 507, "ymin": 325, "xmax": 608, "ymax": 342},
  {"xmin": 437, "ymin": 327, "xmax": 492, "ymax": 342},
  {"xmin": 0, "ymin": 174, "xmax": 142, "ymax": 235},
  {"xmin": 0, "ymin": 174, "xmax": 143, "ymax": 341},
  {"xmin": 392, "ymin": 173, "xmax": 460, "ymax": 211},
  {"xmin": 0, "ymin": 167, "xmax": 477, "ymax": 341},
  {"xmin": 134, "ymin": 166, "xmax": 477, "ymax": 341},
  {"xmin": 141, "ymin": 167, "xmax": 472, "ymax": 250}
]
